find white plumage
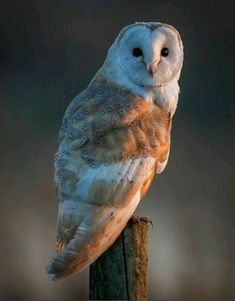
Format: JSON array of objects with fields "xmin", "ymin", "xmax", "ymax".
[{"xmin": 46, "ymin": 21, "xmax": 183, "ymax": 279}]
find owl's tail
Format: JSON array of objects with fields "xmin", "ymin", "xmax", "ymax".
[{"xmin": 46, "ymin": 191, "xmax": 141, "ymax": 280}]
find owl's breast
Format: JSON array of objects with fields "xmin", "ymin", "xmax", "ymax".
[{"xmin": 81, "ymin": 100, "xmax": 172, "ymax": 165}]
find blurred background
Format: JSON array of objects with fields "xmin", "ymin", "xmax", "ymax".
[{"xmin": 0, "ymin": 0, "xmax": 234, "ymax": 299}]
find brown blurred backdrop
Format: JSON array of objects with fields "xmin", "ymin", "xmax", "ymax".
[{"xmin": 0, "ymin": 0, "xmax": 234, "ymax": 300}]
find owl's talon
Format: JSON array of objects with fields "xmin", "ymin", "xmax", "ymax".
[
  {"xmin": 130, "ymin": 214, "xmax": 141, "ymax": 224},
  {"xmin": 130, "ymin": 215, "xmax": 154, "ymax": 227}
]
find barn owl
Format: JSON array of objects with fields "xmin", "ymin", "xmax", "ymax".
[{"xmin": 46, "ymin": 22, "xmax": 183, "ymax": 280}]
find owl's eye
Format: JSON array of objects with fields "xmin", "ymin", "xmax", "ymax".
[
  {"xmin": 161, "ymin": 47, "xmax": 169, "ymax": 57},
  {"xmin": 132, "ymin": 48, "xmax": 143, "ymax": 57}
]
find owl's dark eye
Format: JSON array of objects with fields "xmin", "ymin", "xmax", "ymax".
[
  {"xmin": 161, "ymin": 47, "xmax": 169, "ymax": 57},
  {"xmin": 132, "ymin": 48, "xmax": 143, "ymax": 57}
]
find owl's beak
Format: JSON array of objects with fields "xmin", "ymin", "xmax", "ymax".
[{"xmin": 147, "ymin": 60, "xmax": 159, "ymax": 76}]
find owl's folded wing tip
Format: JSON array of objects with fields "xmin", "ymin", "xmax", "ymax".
[{"xmin": 45, "ymin": 263, "xmax": 60, "ymax": 281}]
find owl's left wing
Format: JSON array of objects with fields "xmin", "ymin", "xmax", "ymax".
[{"xmin": 46, "ymin": 80, "xmax": 171, "ymax": 279}]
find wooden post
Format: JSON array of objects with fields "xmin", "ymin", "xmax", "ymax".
[{"xmin": 89, "ymin": 217, "xmax": 149, "ymax": 300}]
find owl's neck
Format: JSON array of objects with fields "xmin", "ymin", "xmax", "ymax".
[{"xmin": 94, "ymin": 61, "xmax": 180, "ymax": 117}]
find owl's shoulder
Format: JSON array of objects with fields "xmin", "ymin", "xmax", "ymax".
[{"xmin": 57, "ymin": 78, "xmax": 139, "ymax": 145}]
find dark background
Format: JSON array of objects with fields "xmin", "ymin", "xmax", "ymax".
[{"xmin": 0, "ymin": 0, "xmax": 234, "ymax": 299}]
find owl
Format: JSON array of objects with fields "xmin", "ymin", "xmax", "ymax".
[{"xmin": 46, "ymin": 22, "xmax": 183, "ymax": 280}]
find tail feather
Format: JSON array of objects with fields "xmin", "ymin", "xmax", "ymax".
[{"xmin": 46, "ymin": 191, "xmax": 140, "ymax": 280}]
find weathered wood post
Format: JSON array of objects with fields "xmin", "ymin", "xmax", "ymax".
[{"xmin": 89, "ymin": 217, "xmax": 149, "ymax": 300}]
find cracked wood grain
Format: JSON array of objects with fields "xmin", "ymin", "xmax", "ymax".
[{"xmin": 89, "ymin": 217, "xmax": 149, "ymax": 300}]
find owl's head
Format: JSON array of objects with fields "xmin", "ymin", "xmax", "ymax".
[{"xmin": 105, "ymin": 22, "xmax": 183, "ymax": 88}]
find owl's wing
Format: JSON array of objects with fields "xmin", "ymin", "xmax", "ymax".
[
  {"xmin": 46, "ymin": 80, "xmax": 171, "ymax": 279},
  {"xmin": 48, "ymin": 158, "xmax": 156, "ymax": 280}
]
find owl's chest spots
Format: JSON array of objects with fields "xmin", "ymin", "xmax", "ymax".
[
  {"xmin": 82, "ymin": 101, "xmax": 171, "ymax": 164},
  {"xmin": 121, "ymin": 105, "xmax": 171, "ymax": 160},
  {"xmin": 61, "ymin": 82, "xmax": 172, "ymax": 166}
]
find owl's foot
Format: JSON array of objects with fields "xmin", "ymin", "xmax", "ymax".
[{"xmin": 130, "ymin": 215, "xmax": 154, "ymax": 227}]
